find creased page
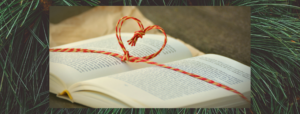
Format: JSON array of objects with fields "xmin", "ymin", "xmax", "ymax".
[
  {"xmin": 74, "ymin": 54, "xmax": 250, "ymax": 108},
  {"xmin": 50, "ymin": 33, "xmax": 192, "ymax": 87}
]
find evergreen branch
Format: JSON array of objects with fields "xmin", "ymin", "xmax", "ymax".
[{"xmin": 1, "ymin": 0, "xmax": 300, "ymax": 114}]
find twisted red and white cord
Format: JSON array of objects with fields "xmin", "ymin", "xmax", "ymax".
[
  {"xmin": 50, "ymin": 16, "xmax": 250, "ymax": 103},
  {"xmin": 116, "ymin": 16, "xmax": 167, "ymax": 62}
]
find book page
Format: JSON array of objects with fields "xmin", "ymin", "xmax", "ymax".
[
  {"xmin": 50, "ymin": 33, "xmax": 192, "ymax": 88},
  {"xmin": 72, "ymin": 54, "xmax": 250, "ymax": 108}
]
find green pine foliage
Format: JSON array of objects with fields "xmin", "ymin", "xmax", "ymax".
[
  {"xmin": 250, "ymin": 2, "xmax": 300, "ymax": 113},
  {"xmin": 0, "ymin": 0, "xmax": 299, "ymax": 114}
]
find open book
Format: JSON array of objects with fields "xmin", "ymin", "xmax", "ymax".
[{"xmin": 50, "ymin": 33, "xmax": 251, "ymax": 108}]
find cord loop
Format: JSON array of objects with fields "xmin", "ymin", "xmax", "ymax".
[{"xmin": 115, "ymin": 16, "xmax": 167, "ymax": 62}]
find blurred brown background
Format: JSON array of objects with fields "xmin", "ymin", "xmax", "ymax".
[{"xmin": 49, "ymin": 6, "xmax": 250, "ymax": 108}]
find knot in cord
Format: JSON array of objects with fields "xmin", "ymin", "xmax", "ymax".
[
  {"xmin": 122, "ymin": 51, "xmax": 131, "ymax": 61},
  {"xmin": 127, "ymin": 29, "xmax": 145, "ymax": 46}
]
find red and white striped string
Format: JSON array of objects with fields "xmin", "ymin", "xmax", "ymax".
[{"xmin": 50, "ymin": 16, "xmax": 250, "ymax": 103}]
